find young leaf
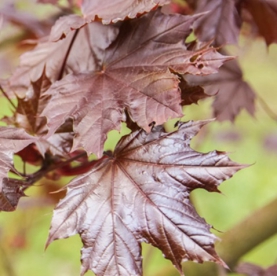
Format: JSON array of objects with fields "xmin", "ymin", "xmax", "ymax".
[
  {"xmin": 42, "ymin": 10, "xmax": 230, "ymax": 156},
  {"xmin": 185, "ymin": 57, "xmax": 256, "ymax": 121},
  {"xmin": 193, "ymin": 0, "xmax": 241, "ymax": 46},
  {"xmin": 81, "ymin": 0, "xmax": 170, "ymax": 24},
  {"xmin": 47, "ymin": 120, "xmax": 245, "ymax": 276}
]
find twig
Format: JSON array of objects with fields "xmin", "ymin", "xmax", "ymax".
[
  {"xmin": 0, "ymin": 85, "xmax": 16, "ymax": 110},
  {"xmin": 183, "ymin": 197, "xmax": 277, "ymax": 275},
  {"xmin": 257, "ymin": 94, "xmax": 277, "ymax": 121},
  {"xmin": 57, "ymin": 29, "xmax": 79, "ymax": 80}
]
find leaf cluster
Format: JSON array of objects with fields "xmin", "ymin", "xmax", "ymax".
[{"xmin": 1, "ymin": 0, "xmax": 275, "ymax": 275}]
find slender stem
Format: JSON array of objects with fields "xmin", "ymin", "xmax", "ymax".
[
  {"xmin": 257, "ymin": 94, "xmax": 277, "ymax": 121},
  {"xmin": 0, "ymin": 85, "xmax": 16, "ymax": 110},
  {"xmin": 57, "ymin": 29, "xmax": 80, "ymax": 80},
  {"xmin": 8, "ymin": 151, "xmax": 89, "ymax": 191},
  {"xmin": 14, "ymin": 151, "xmax": 110, "ymax": 194},
  {"xmin": 0, "ymin": 244, "xmax": 16, "ymax": 276}
]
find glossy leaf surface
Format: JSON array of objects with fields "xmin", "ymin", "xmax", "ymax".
[{"xmin": 47, "ymin": 120, "xmax": 244, "ymax": 276}]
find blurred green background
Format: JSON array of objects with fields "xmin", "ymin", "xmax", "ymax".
[{"xmin": 1, "ymin": 1, "xmax": 277, "ymax": 276}]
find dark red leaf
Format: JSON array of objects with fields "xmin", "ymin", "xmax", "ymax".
[
  {"xmin": 180, "ymin": 76, "xmax": 210, "ymax": 105},
  {"xmin": 0, "ymin": 127, "xmax": 36, "ymax": 181},
  {"xmin": 193, "ymin": 0, "xmax": 241, "ymax": 46},
  {"xmin": 47, "ymin": 120, "xmax": 245, "ymax": 276},
  {"xmin": 185, "ymin": 57, "xmax": 256, "ymax": 121},
  {"xmin": 42, "ymin": 10, "xmax": 230, "ymax": 156},
  {"xmin": 0, "ymin": 127, "xmax": 36, "ymax": 211},
  {"xmin": 0, "ymin": 178, "xmax": 26, "ymax": 212},
  {"xmin": 81, "ymin": 0, "xmax": 169, "ymax": 24},
  {"xmin": 8, "ymin": 21, "xmax": 119, "ymax": 94},
  {"xmin": 4, "ymin": 71, "xmax": 74, "ymax": 157},
  {"xmin": 243, "ymin": 0, "xmax": 277, "ymax": 46},
  {"xmin": 14, "ymin": 70, "xmax": 51, "ymax": 134},
  {"xmin": 16, "ymin": 143, "xmax": 43, "ymax": 166}
]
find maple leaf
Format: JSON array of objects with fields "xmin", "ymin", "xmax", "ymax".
[
  {"xmin": 8, "ymin": 21, "xmax": 119, "ymax": 94},
  {"xmin": 42, "ymin": 10, "xmax": 230, "ymax": 156},
  {"xmin": 0, "ymin": 127, "xmax": 36, "ymax": 211},
  {"xmin": 47, "ymin": 120, "xmax": 245, "ymax": 276},
  {"xmin": 185, "ymin": 57, "xmax": 256, "ymax": 121},
  {"xmin": 243, "ymin": 0, "xmax": 277, "ymax": 46},
  {"xmin": 0, "ymin": 178, "xmax": 27, "ymax": 212},
  {"xmin": 193, "ymin": 0, "xmax": 241, "ymax": 46},
  {"xmin": 81, "ymin": 0, "xmax": 170, "ymax": 24},
  {"xmin": 179, "ymin": 75, "xmax": 210, "ymax": 105}
]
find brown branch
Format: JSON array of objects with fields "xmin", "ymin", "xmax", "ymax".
[
  {"xmin": 182, "ymin": 197, "xmax": 277, "ymax": 275},
  {"xmin": 217, "ymin": 197, "xmax": 277, "ymax": 270}
]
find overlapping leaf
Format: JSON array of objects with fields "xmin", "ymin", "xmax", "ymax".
[
  {"xmin": 3, "ymin": 71, "xmax": 73, "ymax": 157},
  {"xmin": 190, "ymin": 0, "xmax": 277, "ymax": 47},
  {"xmin": 42, "ymin": 10, "xmax": 230, "ymax": 156},
  {"xmin": 0, "ymin": 127, "xmax": 36, "ymax": 184},
  {"xmin": 81, "ymin": 0, "xmax": 170, "ymax": 24},
  {"xmin": 14, "ymin": 71, "xmax": 51, "ymax": 134},
  {"xmin": 193, "ymin": 0, "xmax": 241, "ymax": 46},
  {"xmin": 47, "ymin": 120, "xmax": 244, "ymax": 276},
  {"xmin": 0, "ymin": 127, "xmax": 36, "ymax": 210},
  {"xmin": 179, "ymin": 75, "xmax": 209, "ymax": 105},
  {"xmin": 8, "ymin": 21, "xmax": 119, "ymax": 95},
  {"xmin": 185, "ymin": 57, "xmax": 255, "ymax": 121},
  {"xmin": 243, "ymin": 0, "xmax": 277, "ymax": 46}
]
